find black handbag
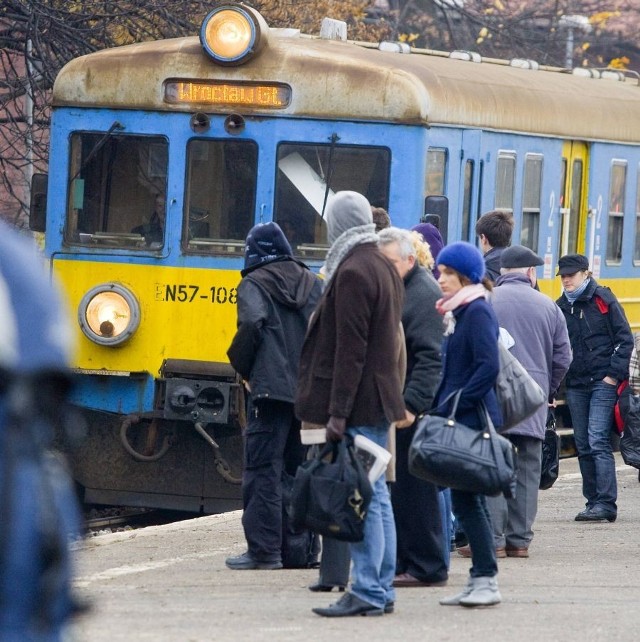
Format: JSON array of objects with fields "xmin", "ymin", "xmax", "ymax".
[
  {"xmin": 408, "ymin": 390, "xmax": 517, "ymax": 498},
  {"xmin": 281, "ymin": 470, "xmax": 320, "ymax": 568},
  {"xmin": 539, "ymin": 410, "xmax": 560, "ymax": 490},
  {"xmin": 290, "ymin": 437, "xmax": 373, "ymax": 542},
  {"xmin": 496, "ymin": 341, "xmax": 546, "ymax": 431},
  {"xmin": 620, "ymin": 393, "xmax": 640, "ymax": 470}
]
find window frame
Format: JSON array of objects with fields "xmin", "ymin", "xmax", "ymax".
[
  {"xmin": 495, "ymin": 151, "xmax": 517, "ymax": 214},
  {"xmin": 520, "ymin": 153, "xmax": 543, "ymax": 252},
  {"xmin": 605, "ymin": 159, "xmax": 627, "ymax": 266}
]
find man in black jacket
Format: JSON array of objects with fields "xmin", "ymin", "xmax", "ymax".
[
  {"xmin": 476, "ymin": 210, "xmax": 514, "ymax": 282},
  {"xmin": 556, "ymin": 254, "xmax": 633, "ymax": 522},
  {"xmin": 378, "ymin": 227, "xmax": 448, "ymax": 588},
  {"xmin": 225, "ymin": 222, "xmax": 322, "ymax": 570}
]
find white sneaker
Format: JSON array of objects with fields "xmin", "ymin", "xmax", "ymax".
[
  {"xmin": 459, "ymin": 576, "xmax": 501, "ymax": 607},
  {"xmin": 439, "ymin": 577, "xmax": 474, "ymax": 606}
]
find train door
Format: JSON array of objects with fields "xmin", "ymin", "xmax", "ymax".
[
  {"xmin": 457, "ymin": 130, "xmax": 483, "ymax": 243},
  {"xmin": 558, "ymin": 141, "xmax": 589, "ymax": 258}
]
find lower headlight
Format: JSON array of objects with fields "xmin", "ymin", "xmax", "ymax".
[{"xmin": 78, "ymin": 284, "xmax": 140, "ymax": 346}]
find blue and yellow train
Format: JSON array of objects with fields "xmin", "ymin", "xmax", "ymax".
[{"xmin": 31, "ymin": 3, "xmax": 640, "ymax": 512}]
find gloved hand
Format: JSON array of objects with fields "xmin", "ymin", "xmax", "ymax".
[{"xmin": 326, "ymin": 416, "xmax": 347, "ymax": 442}]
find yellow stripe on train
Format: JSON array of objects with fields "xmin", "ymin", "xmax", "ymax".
[{"xmin": 54, "ymin": 258, "xmax": 240, "ymax": 373}]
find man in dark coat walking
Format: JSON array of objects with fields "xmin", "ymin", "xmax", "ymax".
[
  {"xmin": 378, "ymin": 227, "xmax": 448, "ymax": 587},
  {"xmin": 225, "ymin": 222, "xmax": 322, "ymax": 570},
  {"xmin": 296, "ymin": 191, "xmax": 405, "ymax": 617}
]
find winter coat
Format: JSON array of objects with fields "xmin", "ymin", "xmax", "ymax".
[
  {"xmin": 295, "ymin": 243, "xmax": 405, "ymax": 427},
  {"xmin": 227, "ymin": 259, "xmax": 322, "ymax": 403},
  {"xmin": 556, "ymin": 278, "xmax": 633, "ymax": 388},
  {"xmin": 491, "ymin": 272, "xmax": 572, "ymax": 439},
  {"xmin": 402, "ymin": 262, "xmax": 442, "ymax": 415},
  {"xmin": 483, "ymin": 246, "xmax": 506, "ymax": 282},
  {"xmin": 432, "ymin": 297, "xmax": 502, "ymax": 430}
]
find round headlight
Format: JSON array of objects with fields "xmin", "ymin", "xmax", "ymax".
[
  {"xmin": 200, "ymin": 5, "xmax": 267, "ymax": 65},
  {"xmin": 78, "ymin": 284, "xmax": 140, "ymax": 346}
]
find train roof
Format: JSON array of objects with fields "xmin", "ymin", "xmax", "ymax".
[{"xmin": 52, "ymin": 28, "xmax": 640, "ymax": 144}]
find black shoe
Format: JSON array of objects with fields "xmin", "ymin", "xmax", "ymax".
[
  {"xmin": 312, "ymin": 592, "xmax": 384, "ymax": 617},
  {"xmin": 384, "ymin": 601, "xmax": 394, "ymax": 614},
  {"xmin": 308, "ymin": 582, "xmax": 346, "ymax": 593},
  {"xmin": 575, "ymin": 507, "xmax": 617, "ymax": 523},
  {"xmin": 225, "ymin": 552, "xmax": 283, "ymax": 570}
]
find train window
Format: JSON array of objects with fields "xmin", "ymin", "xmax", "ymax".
[
  {"xmin": 183, "ymin": 139, "xmax": 258, "ymax": 254},
  {"xmin": 425, "ymin": 148, "xmax": 447, "ymax": 196},
  {"xmin": 461, "ymin": 160, "xmax": 474, "ymax": 241},
  {"xmin": 521, "ymin": 154, "xmax": 543, "ymax": 252},
  {"xmin": 65, "ymin": 133, "xmax": 168, "ymax": 248},
  {"xmin": 606, "ymin": 161, "xmax": 626, "ymax": 264},
  {"xmin": 274, "ymin": 142, "xmax": 390, "ymax": 259},
  {"xmin": 635, "ymin": 169, "xmax": 640, "ymax": 263},
  {"xmin": 495, "ymin": 152, "xmax": 516, "ymax": 214}
]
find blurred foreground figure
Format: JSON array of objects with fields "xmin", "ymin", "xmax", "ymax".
[{"xmin": 0, "ymin": 221, "xmax": 83, "ymax": 642}]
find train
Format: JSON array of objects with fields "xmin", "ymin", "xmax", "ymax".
[{"xmin": 29, "ymin": 2, "xmax": 640, "ymax": 512}]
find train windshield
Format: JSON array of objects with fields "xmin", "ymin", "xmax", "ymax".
[
  {"xmin": 183, "ymin": 139, "xmax": 258, "ymax": 255},
  {"xmin": 65, "ymin": 132, "xmax": 169, "ymax": 249},
  {"xmin": 275, "ymin": 143, "xmax": 390, "ymax": 259}
]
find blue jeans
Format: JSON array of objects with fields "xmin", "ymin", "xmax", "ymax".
[
  {"xmin": 347, "ymin": 425, "xmax": 396, "ymax": 610},
  {"xmin": 566, "ymin": 381, "xmax": 618, "ymax": 512},
  {"xmin": 439, "ymin": 489, "xmax": 452, "ymax": 568},
  {"xmin": 451, "ymin": 490, "xmax": 497, "ymax": 578}
]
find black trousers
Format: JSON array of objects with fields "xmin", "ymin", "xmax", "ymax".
[
  {"xmin": 391, "ymin": 423, "xmax": 448, "ymax": 583},
  {"xmin": 241, "ymin": 398, "xmax": 304, "ymax": 562}
]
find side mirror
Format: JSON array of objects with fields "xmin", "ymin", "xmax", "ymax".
[
  {"xmin": 422, "ymin": 195, "xmax": 449, "ymax": 243},
  {"xmin": 29, "ymin": 173, "xmax": 48, "ymax": 232}
]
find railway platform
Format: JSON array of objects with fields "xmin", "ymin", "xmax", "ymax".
[{"xmin": 68, "ymin": 453, "xmax": 640, "ymax": 641}]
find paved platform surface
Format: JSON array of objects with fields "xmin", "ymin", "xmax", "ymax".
[{"xmin": 68, "ymin": 454, "xmax": 640, "ymax": 641}]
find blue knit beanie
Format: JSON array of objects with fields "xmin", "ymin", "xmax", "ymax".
[
  {"xmin": 242, "ymin": 222, "xmax": 292, "ymax": 276},
  {"xmin": 437, "ymin": 241, "xmax": 485, "ymax": 284}
]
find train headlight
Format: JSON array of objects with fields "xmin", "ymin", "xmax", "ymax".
[
  {"xmin": 78, "ymin": 284, "xmax": 140, "ymax": 346},
  {"xmin": 200, "ymin": 4, "xmax": 268, "ymax": 65}
]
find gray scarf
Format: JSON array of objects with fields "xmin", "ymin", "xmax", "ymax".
[{"xmin": 323, "ymin": 223, "xmax": 378, "ymax": 284}]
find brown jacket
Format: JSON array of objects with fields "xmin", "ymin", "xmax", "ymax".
[{"xmin": 295, "ymin": 243, "xmax": 406, "ymax": 427}]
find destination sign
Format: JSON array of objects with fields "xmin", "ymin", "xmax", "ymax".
[{"xmin": 164, "ymin": 80, "xmax": 291, "ymax": 109}]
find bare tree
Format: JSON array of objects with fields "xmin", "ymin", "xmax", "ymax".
[
  {"xmin": 0, "ymin": 1, "xmax": 217, "ymax": 226},
  {"xmin": 1, "ymin": 0, "xmax": 638, "ymax": 227},
  {"xmin": 0, "ymin": 0, "xmax": 386, "ymax": 226},
  {"xmin": 380, "ymin": 0, "xmax": 639, "ymax": 67}
]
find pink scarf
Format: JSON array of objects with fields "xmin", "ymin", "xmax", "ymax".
[{"xmin": 436, "ymin": 283, "xmax": 486, "ymax": 335}]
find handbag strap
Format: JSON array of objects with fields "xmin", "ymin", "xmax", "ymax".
[
  {"xmin": 432, "ymin": 389, "xmax": 463, "ymax": 419},
  {"xmin": 479, "ymin": 401, "xmax": 513, "ymax": 492}
]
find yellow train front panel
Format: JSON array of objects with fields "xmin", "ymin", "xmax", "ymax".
[{"xmin": 53, "ymin": 258, "xmax": 241, "ymax": 375}]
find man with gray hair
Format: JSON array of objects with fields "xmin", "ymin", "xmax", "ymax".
[
  {"xmin": 296, "ymin": 191, "xmax": 405, "ymax": 617},
  {"xmin": 378, "ymin": 227, "xmax": 448, "ymax": 588},
  {"xmin": 481, "ymin": 245, "xmax": 571, "ymax": 558}
]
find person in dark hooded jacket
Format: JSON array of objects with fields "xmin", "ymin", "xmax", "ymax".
[{"xmin": 225, "ymin": 222, "xmax": 322, "ymax": 570}]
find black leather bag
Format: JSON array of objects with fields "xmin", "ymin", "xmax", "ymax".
[
  {"xmin": 290, "ymin": 437, "xmax": 373, "ymax": 542},
  {"xmin": 281, "ymin": 470, "xmax": 320, "ymax": 568},
  {"xmin": 408, "ymin": 391, "xmax": 518, "ymax": 498},
  {"xmin": 496, "ymin": 341, "xmax": 546, "ymax": 431},
  {"xmin": 620, "ymin": 393, "xmax": 640, "ymax": 470},
  {"xmin": 539, "ymin": 410, "xmax": 561, "ymax": 490}
]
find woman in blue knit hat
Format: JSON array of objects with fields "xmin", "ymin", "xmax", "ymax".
[{"xmin": 431, "ymin": 241, "xmax": 503, "ymax": 608}]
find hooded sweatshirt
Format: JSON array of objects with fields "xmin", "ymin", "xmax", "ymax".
[{"xmin": 227, "ymin": 260, "xmax": 322, "ymax": 403}]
